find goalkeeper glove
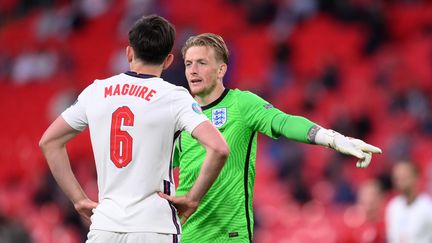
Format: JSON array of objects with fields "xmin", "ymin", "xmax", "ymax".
[{"xmin": 313, "ymin": 127, "xmax": 382, "ymax": 168}]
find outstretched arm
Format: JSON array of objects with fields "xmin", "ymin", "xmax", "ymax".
[
  {"xmin": 159, "ymin": 120, "xmax": 229, "ymax": 224},
  {"xmin": 39, "ymin": 116, "xmax": 98, "ymax": 224},
  {"xmin": 271, "ymin": 113, "xmax": 382, "ymax": 168}
]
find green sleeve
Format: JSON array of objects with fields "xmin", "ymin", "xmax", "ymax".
[
  {"xmin": 237, "ymin": 90, "xmax": 285, "ymax": 139},
  {"xmin": 271, "ymin": 113, "xmax": 316, "ymax": 143},
  {"xmin": 172, "ymin": 138, "xmax": 180, "ymax": 168}
]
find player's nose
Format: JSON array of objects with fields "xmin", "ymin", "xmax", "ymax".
[{"xmin": 189, "ymin": 62, "xmax": 199, "ymax": 74}]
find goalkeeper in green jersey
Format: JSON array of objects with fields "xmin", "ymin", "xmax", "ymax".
[{"xmin": 159, "ymin": 33, "xmax": 382, "ymax": 243}]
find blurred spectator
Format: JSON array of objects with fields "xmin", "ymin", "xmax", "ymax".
[
  {"xmin": 243, "ymin": 0, "xmax": 278, "ymax": 25},
  {"xmin": 268, "ymin": 41, "xmax": 293, "ymax": 90},
  {"xmin": 0, "ymin": 52, "xmax": 12, "ymax": 82},
  {"xmin": 385, "ymin": 161, "xmax": 432, "ymax": 243},
  {"xmin": 14, "ymin": 0, "xmax": 54, "ymax": 17},
  {"xmin": 1, "ymin": 0, "xmax": 432, "ymax": 241},
  {"xmin": 162, "ymin": 27, "xmax": 197, "ymax": 89},
  {"xmin": 108, "ymin": 47, "xmax": 129, "ymax": 75},
  {"xmin": 325, "ymin": 156, "xmax": 357, "ymax": 204},
  {"xmin": 343, "ymin": 179, "xmax": 386, "ymax": 243},
  {"xmin": 320, "ymin": 58, "xmax": 340, "ymax": 90},
  {"xmin": 11, "ymin": 47, "xmax": 58, "ymax": 84},
  {"xmin": 78, "ymin": 0, "xmax": 111, "ymax": 19},
  {"xmin": 117, "ymin": 0, "xmax": 157, "ymax": 37},
  {"xmin": 405, "ymin": 88, "xmax": 430, "ymax": 129},
  {"xmin": 357, "ymin": 180, "xmax": 385, "ymax": 224},
  {"xmin": 35, "ymin": 7, "xmax": 76, "ymax": 41},
  {"xmin": 270, "ymin": 0, "xmax": 318, "ymax": 40},
  {"xmin": 386, "ymin": 132, "xmax": 413, "ymax": 162},
  {"xmin": 55, "ymin": 45, "xmax": 76, "ymax": 80},
  {"xmin": 330, "ymin": 112, "xmax": 372, "ymax": 141},
  {"xmin": 33, "ymin": 171, "xmax": 91, "ymax": 242},
  {"xmin": 46, "ymin": 88, "xmax": 77, "ymax": 124},
  {"xmin": 0, "ymin": 213, "xmax": 31, "ymax": 243},
  {"xmin": 358, "ymin": 1, "xmax": 389, "ymax": 55},
  {"xmin": 161, "ymin": 47, "xmax": 190, "ymax": 89},
  {"xmin": 318, "ymin": 0, "xmax": 389, "ymax": 55},
  {"xmin": 268, "ymin": 139, "xmax": 311, "ymax": 203},
  {"xmin": 0, "ymin": 0, "xmax": 19, "ymax": 22}
]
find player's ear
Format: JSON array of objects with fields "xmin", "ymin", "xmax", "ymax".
[
  {"xmin": 126, "ymin": 46, "xmax": 134, "ymax": 64},
  {"xmin": 163, "ymin": 54, "xmax": 174, "ymax": 70},
  {"xmin": 217, "ymin": 63, "xmax": 227, "ymax": 79}
]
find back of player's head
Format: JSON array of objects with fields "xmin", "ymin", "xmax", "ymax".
[
  {"xmin": 128, "ymin": 15, "xmax": 175, "ymax": 65},
  {"xmin": 182, "ymin": 33, "xmax": 229, "ymax": 64}
]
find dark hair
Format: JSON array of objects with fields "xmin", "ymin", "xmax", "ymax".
[{"xmin": 128, "ymin": 15, "xmax": 175, "ymax": 65}]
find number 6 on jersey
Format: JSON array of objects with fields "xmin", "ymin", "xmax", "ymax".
[{"xmin": 110, "ymin": 106, "xmax": 134, "ymax": 168}]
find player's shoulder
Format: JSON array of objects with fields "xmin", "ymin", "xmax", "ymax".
[
  {"xmin": 418, "ymin": 193, "xmax": 432, "ymax": 206},
  {"xmin": 387, "ymin": 195, "xmax": 405, "ymax": 209},
  {"xmin": 89, "ymin": 73, "xmax": 124, "ymax": 87},
  {"xmin": 78, "ymin": 73, "xmax": 128, "ymax": 95},
  {"xmin": 161, "ymin": 82, "xmax": 191, "ymax": 97},
  {"xmin": 152, "ymin": 80, "xmax": 195, "ymax": 106},
  {"xmin": 230, "ymin": 89, "xmax": 267, "ymax": 106},
  {"xmin": 160, "ymin": 79, "xmax": 189, "ymax": 92},
  {"xmin": 231, "ymin": 88, "xmax": 261, "ymax": 98},
  {"xmin": 92, "ymin": 73, "xmax": 188, "ymax": 92},
  {"xmin": 230, "ymin": 88, "xmax": 253, "ymax": 96}
]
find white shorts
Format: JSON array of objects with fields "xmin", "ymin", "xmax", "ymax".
[{"xmin": 85, "ymin": 230, "xmax": 180, "ymax": 243}]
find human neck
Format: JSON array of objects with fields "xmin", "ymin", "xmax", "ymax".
[
  {"xmin": 404, "ymin": 190, "xmax": 418, "ymax": 205},
  {"xmin": 195, "ymin": 85, "xmax": 226, "ymax": 106},
  {"xmin": 129, "ymin": 62, "xmax": 162, "ymax": 77}
]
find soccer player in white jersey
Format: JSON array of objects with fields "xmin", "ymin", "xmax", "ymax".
[
  {"xmin": 39, "ymin": 15, "xmax": 229, "ymax": 243},
  {"xmin": 386, "ymin": 161, "xmax": 432, "ymax": 243}
]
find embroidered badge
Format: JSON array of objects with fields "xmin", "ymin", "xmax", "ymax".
[
  {"xmin": 263, "ymin": 103, "xmax": 274, "ymax": 109},
  {"xmin": 192, "ymin": 102, "xmax": 203, "ymax": 114},
  {"xmin": 212, "ymin": 108, "xmax": 227, "ymax": 128}
]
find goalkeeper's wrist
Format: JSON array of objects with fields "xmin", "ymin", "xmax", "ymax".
[{"xmin": 308, "ymin": 126, "xmax": 339, "ymax": 148}]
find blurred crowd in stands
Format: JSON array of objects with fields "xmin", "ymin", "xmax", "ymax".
[{"xmin": 1, "ymin": 0, "xmax": 432, "ymax": 242}]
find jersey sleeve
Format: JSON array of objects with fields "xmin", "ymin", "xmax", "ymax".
[
  {"xmin": 237, "ymin": 91, "xmax": 284, "ymax": 139},
  {"xmin": 61, "ymin": 84, "xmax": 93, "ymax": 131},
  {"xmin": 171, "ymin": 88, "xmax": 208, "ymax": 134},
  {"xmin": 271, "ymin": 113, "xmax": 316, "ymax": 143}
]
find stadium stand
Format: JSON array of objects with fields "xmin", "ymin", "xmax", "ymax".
[{"xmin": 1, "ymin": 0, "xmax": 432, "ymax": 242}]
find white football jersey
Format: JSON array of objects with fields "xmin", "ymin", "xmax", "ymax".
[
  {"xmin": 386, "ymin": 194, "xmax": 432, "ymax": 243},
  {"xmin": 62, "ymin": 71, "xmax": 208, "ymax": 234}
]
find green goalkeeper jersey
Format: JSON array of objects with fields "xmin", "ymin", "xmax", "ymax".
[
  {"xmin": 174, "ymin": 89, "xmax": 281, "ymax": 243},
  {"xmin": 173, "ymin": 89, "xmax": 285, "ymax": 242}
]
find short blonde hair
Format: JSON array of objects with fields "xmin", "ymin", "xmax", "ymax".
[{"xmin": 182, "ymin": 33, "xmax": 229, "ymax": 64}]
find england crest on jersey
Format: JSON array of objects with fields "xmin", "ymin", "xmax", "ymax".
[{"xmin": 212, "ymin": 108, "xmax": 227, "ymax": 128}]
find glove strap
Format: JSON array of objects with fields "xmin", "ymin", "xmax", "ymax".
[{"xmin": 308, "ymin": 126, "xmax": 339, "ymax": 148}]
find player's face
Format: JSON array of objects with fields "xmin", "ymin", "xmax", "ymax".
[
  {"xmin": 358, "ymin": 182, "xmax": 382, "ymax": 215},
  {"xmin": 184, "ymin": 46, "xmax": 224, "ymax": 97},
  {"xmin": 392, "ymin": 163, "xmax": 417, "ymax": 194}
]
